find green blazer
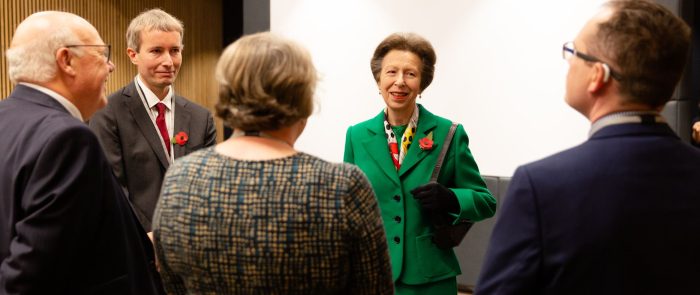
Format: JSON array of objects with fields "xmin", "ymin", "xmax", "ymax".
[{"xmin": 344, "ymin": 104, "xmax": 496, "ymax": 285}]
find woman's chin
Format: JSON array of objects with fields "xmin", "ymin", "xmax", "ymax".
[{"xmin": 387, "ymin": 98, "xmax": 415, "ymax": 108}]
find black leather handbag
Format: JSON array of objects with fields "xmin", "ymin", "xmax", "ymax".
[{"xmin": 429, "ymin": 122, "xmax": 473, "ymax": 249}]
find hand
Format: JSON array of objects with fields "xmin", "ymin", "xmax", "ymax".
[
  {"xmin": 411, "ymin": 182, "xmax": 460, "ymax": 214},
  {"xmin": 693, "ymin": 121, "xmax": 700, "ymax": 144},
  {"xmin": 148, "ymin": 231, "xmax": 160, "ymax": 272}
]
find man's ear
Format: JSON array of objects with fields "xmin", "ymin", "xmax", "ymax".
[
  {"xmin": 587, "ymin": 63, "xmax": 609, "ymax": 93},
  {"xmin": 126, "ymin": 48, "xmax": 138, "ymax": 65},
  {"xmin": 56, "ymin": 47, "xmax": 77, "ymax": 77}
]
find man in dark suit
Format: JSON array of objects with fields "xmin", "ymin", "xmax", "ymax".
[
  {"xmin": 89, "ymin": 9, "xmax": 216, "ymax": 233},
  {"xmin": 476, "ymin": 1, "xmax": 700, "ymax": 294},
  {"xmin": 0, "ymin": 11, "xmax": 164, "ymax": 294}
]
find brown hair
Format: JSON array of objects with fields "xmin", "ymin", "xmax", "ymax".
[
  {"xmin": 594, "ymin": 0, "xmax": 690, "ymax": 107},
  {"xmin": 215, "ymin": 32, "xmax": 316, "ymax": 131},
  {"xmin": 370, "ymin": 33, "xmax": 437, "ymax": 91}
]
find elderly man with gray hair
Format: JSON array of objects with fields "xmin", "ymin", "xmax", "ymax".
[{"xmin": 0, "ymin": 11, "xmax": 164, "ymax": 294}]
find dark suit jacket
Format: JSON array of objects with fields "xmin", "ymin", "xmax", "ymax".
[
  {"xmin": 89, "ymin": 82, "xmax": 216, "ymax": 231},
  {"xmin": 0, "ymin": 85, "xmax": 164, "ymax": 294},
  {"xmin": 476, "ymin": 122, "xmax": 700, "ymax": 295}
]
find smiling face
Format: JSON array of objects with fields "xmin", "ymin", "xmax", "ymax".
[
  {"xmin": 128, "ymin": 29, "xmax": 182, "ymax": 96},
  {"xmin": 378, "ymin": 50, "xmax": 422, "ymax": 119},
  {"xmin": 70, "ymin": 23, "xmax": 115, "ymax": 119}
]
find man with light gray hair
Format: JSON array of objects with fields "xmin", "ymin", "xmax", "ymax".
[
  {"xmin": 0, "ymin": 11, "xmax": 164, "ymax": 294},
  {"xmin": 90, "ymin": 8, "xmax": 216, "ymax": 234}
]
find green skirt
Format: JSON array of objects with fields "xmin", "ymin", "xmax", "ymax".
[{"xmin": 395, "ymin": 277, "xmax": 457, "ymax": 295}]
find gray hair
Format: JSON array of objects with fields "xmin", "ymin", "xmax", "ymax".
[
  {"xmin": 126, "ymin": 8, "xmax": 184, "ymax": 52},
  {"xmin": 6, "ymin": 26, "xmax": 81, "ymax": 84}
]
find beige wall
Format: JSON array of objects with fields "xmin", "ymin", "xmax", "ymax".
[{"xmin": 0, "ymin": 0, "xmax": 224, "ymax": 142}]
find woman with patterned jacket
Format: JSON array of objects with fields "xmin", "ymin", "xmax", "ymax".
[{"xmin": 153, "ymin": 32, "xmax": 393, "ymax": 295}]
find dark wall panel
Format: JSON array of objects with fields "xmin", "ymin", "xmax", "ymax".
[{"xmin": 656, "ymin": 0, "xmax": 699, "ymax": 143}]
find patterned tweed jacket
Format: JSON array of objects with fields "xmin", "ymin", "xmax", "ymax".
[{"xmin": 153, "ymin": 147, "xmax": 394, "ymax": 295}]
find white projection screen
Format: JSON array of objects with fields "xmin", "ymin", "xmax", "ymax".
[{"xmin": 271, "ymin": 0, "xmax": 608, "ymax": 176}]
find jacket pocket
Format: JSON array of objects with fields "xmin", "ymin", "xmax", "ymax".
[{"xmin": 415, "ymin": 233, "xmax": 459, "ymax": 279}]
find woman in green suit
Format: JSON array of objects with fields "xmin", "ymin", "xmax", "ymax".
[{"xmin": 344, "ymin": 32, "xmax": 497, "ymax": 294}]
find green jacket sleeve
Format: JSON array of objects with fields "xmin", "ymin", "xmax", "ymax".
[
  {"xmin": 344, "ymin": 126, "xmax": 355, "ymax": 164},
  {"xmin": 441, "ymin": 124, "xmax": 496, "ymax": 223}
]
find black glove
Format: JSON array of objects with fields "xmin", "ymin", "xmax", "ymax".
[{"xmin": 411, "ymin": 182, "xmax": 460, "ymax": 214}]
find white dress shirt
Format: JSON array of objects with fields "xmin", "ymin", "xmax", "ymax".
[{"xmin": 134, "ymin": 76, "xmax": 175, "ymax": 163}]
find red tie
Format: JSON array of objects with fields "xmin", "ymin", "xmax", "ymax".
[{"xmin": 155, "ymin": 102, "xmax": 170, "ymax": 155}]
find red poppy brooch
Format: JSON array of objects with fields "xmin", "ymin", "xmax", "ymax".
[
  {"xmin": 419, "ymin": 132, "xmax": 434, "ymax": 151},
  {"xmin": 172, "ymin": 131, "xmax": 188, "ymax": 146}
]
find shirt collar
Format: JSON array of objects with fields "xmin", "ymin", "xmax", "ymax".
[
  {"xmin": 19, "ymin": 82, "xmax": 84, "ymax": 121},
  {"xmin": 135, "ymin": 75, "xmax": 173, "ymax": 110},
  {"xmin": 589, "ymin": 111, "xmax": 665, "ymax": 137}
]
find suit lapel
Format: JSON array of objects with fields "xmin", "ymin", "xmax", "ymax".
[
  {"xmin": 124, "ymin": 82, "xmax": 170, "ymax": 168},
  {"xmin": 173, "ymin": 96, "xmax": 191, "ymax": 159},
  {"xmin": 398, "ymin": 105, "xmax": 438, "ymax": 177},
  {"xmin": 361, "ymin": 112, "xmax": 401, "ymax": 186}
]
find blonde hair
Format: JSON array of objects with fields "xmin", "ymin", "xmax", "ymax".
[
  {"xmin": 126, "ymin": 8, "xmax": 183, "ymax": 51},
  {"xmin": 215, "ymin": 32, "xmax": 316, "ymax": 131}
]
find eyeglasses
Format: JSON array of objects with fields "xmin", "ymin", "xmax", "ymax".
[
  {"xmin": 65, "ymin": 44, "xmax": 111, "ymax": 62},
  {"xmin": 562, "ymin": 41, "xmax": 622, "ymax": 81}
]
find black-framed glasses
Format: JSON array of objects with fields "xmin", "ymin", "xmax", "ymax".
[
  {"xmin": 562, "ymin": 41, "xmax": 622, "ymax": 81},
  {"xmin": 65, "ymin": 44, "xmax": 111, "ymax": 62}
]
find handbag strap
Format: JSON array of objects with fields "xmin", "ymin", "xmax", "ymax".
[{"xmin": 430, "ymin": 122, "xmax": 458, "ymax": 182}]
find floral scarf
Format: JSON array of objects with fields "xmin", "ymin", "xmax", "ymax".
[{"xmin": 383, "ymin": 104, "xmax": 419, "ymax": 170}]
